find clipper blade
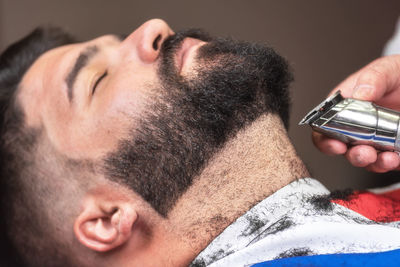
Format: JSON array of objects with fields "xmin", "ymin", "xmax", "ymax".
[{"xmin": 299, "ymin": 91, "xmax": 344, "ymax": 125}]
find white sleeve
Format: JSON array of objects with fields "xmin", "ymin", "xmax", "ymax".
[{"xmin": 383, "ymin": 17, "xmax": 400, "ymax": 56}]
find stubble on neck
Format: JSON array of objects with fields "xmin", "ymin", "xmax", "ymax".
[{"xmin": 166, "ymin": 113, "xmax": 309, "ymax": 261}]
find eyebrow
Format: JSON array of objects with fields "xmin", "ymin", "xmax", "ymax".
[{"xmin": 65, "ymin": 45, "xmax": 99, "ymax": 102}]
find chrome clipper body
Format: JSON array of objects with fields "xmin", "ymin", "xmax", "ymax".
[{"xmin": 299, "ymin": 91, "xmax": 400, "ymax": 152}]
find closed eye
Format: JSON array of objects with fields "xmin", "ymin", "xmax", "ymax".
[{"xmin": 92, "ymin": 71, "xmax": 108, "ymax": 95}]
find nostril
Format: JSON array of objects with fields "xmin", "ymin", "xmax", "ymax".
[{"xmin": 152, "ymin": 34, "xmax": 162, "ymax": 50}]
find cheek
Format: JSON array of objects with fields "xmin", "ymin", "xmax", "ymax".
[
  {"xmin": 42, "ymin": 85, "xmax": 144, "ymax": 160},
  {"xmin": 93, "ymin": 66, "xmax": 160, "ymax": 118},
  {"xmin": 60, "ymin": 74, "xmax": 159, "ymax": 159},
  {"xmin": 48, "ymin": 109, "xmax": 134, "ymax": 160}
]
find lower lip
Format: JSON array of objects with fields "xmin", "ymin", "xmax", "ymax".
[{"xmin": 176, "ymin": 38, "xmax": 205, "ymax": 73}]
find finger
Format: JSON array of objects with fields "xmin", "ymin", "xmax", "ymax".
[
  {"xmin": 366, "ymin": 151, "xmax": 400, "ymax": 173},
  {"xmin": 351, "ymin": 55, "xmax": 400, "ymax": 106},
  {"xmin": 330, "ymin": 55, "xmax": 400, "ymax": 108},
  {"xmin": 366, "ymin": 165, "xmax": 388, "ymax": 173},
  {"xmin": 312, "ymin": 132, "xmax": 347, "ymax": 155},
  {"xmin": 345, "ymin": 145, "xmax": 377, "ymax": 167}
]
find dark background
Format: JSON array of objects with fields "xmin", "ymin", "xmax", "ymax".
[{"xmin": 1, "ymin": 0, "xmax": 400, "ymax": 190}]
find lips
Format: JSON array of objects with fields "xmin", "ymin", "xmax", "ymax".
[{"xmin": 175, "ymin": 37, "xmax": 206, "ymax": 74}]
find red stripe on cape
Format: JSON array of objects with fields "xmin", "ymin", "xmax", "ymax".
[{"xmin": 332, "ymin": 188, "xmax": 400, "ymax": 222}]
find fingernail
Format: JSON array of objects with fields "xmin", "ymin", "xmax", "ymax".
[{"xmin": 352, "ymin": 84, "xmax": 374, "ymax": 99}]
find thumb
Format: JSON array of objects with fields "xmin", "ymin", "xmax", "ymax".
[{"xmin": 351, "ymin": 55, "xmax": 400, "ymax": 104}]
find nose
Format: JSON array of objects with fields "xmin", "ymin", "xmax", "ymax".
[{"xmin": 121, "ymin": 19, "xmax": 174, "ymax": 63}]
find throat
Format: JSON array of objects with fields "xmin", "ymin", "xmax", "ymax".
[{"xmin": 168, "ymin": 114, "xmax": 309, "ymax": 257}]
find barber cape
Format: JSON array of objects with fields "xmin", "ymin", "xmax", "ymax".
[{"xmin": 190, "ymin": 178, "xmax": 400, "ymax": 267}]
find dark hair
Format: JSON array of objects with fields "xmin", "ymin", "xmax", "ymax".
[{"xmin": 0, "ymin": 27, "xmax": 76, "ymax": 267}]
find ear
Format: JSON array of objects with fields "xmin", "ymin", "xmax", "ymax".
[{"xmin": 74, "ymin": 192, "xmax": 138, "ymax": 252}]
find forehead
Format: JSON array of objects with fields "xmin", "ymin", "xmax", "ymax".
[{"xmin": 17, "ymin": 43, "xmax": 77, "ymax": 127}]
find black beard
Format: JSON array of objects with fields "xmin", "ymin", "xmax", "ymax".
[{"xmin": 103, "ymin": 29, "xmax": 293, "ymax": 217}]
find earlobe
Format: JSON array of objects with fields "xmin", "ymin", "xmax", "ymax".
[{"xmin": 74, "ymin": 197, "xmax": 137, "ymax": 252}]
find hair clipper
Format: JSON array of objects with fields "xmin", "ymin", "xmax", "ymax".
[{"xmin": 299, "ymin": 91, "xmax": 400, "ymax": 152}]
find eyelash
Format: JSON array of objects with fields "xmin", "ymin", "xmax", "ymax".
[{"xmin": 92, "ymin": 71, "xmax": 108, "ymax": 94}]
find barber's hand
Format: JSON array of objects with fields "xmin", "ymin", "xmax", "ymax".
[{"xmin": 313, "ymin": 55, "xmax": 400, "ymax": 172}]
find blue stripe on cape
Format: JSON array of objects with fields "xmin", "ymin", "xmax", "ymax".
[{"xmin": 251, "ymin": 248, "xmax": 400, "ymax": 267}]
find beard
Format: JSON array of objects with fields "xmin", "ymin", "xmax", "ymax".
[{"xmin": 103, "ymin": 29, "xmax": 292, "ymax": 217}]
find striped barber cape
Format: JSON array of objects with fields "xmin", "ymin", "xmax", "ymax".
[{"xmin": 190, "ymin": 178, "xmax": 400, "ymax": 267}]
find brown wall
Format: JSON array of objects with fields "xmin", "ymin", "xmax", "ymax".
[
  {"xmin": 0, "ymin": 0, "xmax": 3, "ymax": 51},
  {"xmin": 1, "ymin": 0, "xmax": 400, "ymax": 190}
]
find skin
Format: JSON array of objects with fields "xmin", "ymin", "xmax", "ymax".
[
  {"xmin": 15, "ymin": 19, "xmax": 309, "ymax": 266},
  {"xmin": 312, "ymin": 55, "xmax": 400, "ymax": 173}
]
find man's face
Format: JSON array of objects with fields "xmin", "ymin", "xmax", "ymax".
[
  {"xmin": 18, "ymin": 19, "xmax": 206, "ymax": 159},
  {"xmin": 17, "ymin": 19, "xmax": 291, "ymax": 216}
]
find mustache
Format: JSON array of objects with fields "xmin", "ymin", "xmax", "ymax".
[
  {"xmin": 157, "ymin": 29, "xmax": 213, "ymax": 81},
  {"xmin": 160, "ymin": 29, "xmax": 212, "ymax": 59}
]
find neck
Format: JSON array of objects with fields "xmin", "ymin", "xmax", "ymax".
[{"xmin": 166, "ymin": 113, "xmax": 309, "ymax": 266}]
